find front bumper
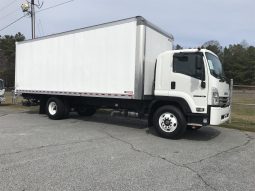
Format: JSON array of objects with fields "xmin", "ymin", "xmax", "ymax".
[{"xmin": 210, "ymin": 106, "xmax": 230, "ymax": 125}]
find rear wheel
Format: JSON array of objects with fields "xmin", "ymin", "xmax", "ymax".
[
  {"xmin": 77, "ymin": 105, "xmax": 96, "ymax": 116},
  {"xmin": 46, "ymin": 97, "xmax": 69, "ymax": 120},
  {"xmin": 153, "ymin": 105, "xmax": 186, "ymax": 139}
]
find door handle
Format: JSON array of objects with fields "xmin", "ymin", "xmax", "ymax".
[{"xmin": 171, "ymin": 81, "xmax": 176, "ymax": 89}]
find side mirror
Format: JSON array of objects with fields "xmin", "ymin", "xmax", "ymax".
[{"xmin": 195, "ymin": 55, "xmax": 206, "ymax": 88}]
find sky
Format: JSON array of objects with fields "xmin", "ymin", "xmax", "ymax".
[{"xmin": 0, "ymin": 0, "xmax": 254, "ymax": 47}]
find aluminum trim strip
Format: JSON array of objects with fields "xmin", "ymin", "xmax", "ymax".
[
  {"xmin": 17, "ymin": 17, "xmax": 139, "ymax": 45},
  {"xmin": 134, "ymin": 25, "xmax": 146, "ymax": 99},
  {"xmin": 16, "ymin": 90, "xmax": 134, "ymax": 99},
  {"xmin": 136, "ymin": 16, "xmax": 174, "ymax": 40}
]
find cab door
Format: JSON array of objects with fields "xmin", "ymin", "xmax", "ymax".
[{"xmin": 169, "ymin": 52, "xmax": 208, "ymax": 113}]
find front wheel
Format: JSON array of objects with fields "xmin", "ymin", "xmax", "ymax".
[{"xmin": 153, "ymin": 105, "xmax": 186, "ymax": 139}]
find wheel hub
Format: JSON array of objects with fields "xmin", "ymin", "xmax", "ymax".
[
  {"xmin": 159, "ymin": 112, "xmax": 178, "ymax": 133},
  {"xmin": 164, "ymin": 119, "xmax": 171, "ymax": 126},
  {"xmin": 48, "ymin": 102, "xmax": 57, "ymax": 115}
]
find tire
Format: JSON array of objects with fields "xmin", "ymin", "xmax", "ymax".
[
  {"xmin": 77, "ymin": 106, "xmax": 96, "ymax": 117},
  {"xmin": 46, "ymin": 97, "xmax": 68, "ymax": 120},
  {"xmin": 153, "ymin": 105, "xmax": 186, "ymax": 139}
]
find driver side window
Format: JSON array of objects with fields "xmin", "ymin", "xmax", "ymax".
[{"xmin": 173, "ymin": 53, "xmax": 204, "ymax": 80}]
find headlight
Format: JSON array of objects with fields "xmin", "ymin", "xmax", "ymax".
[{"xmin": 212, "ymin": 88, "xmax": 219, "ymax": 105}]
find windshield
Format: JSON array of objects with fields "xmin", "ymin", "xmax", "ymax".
[
  {"xmin": 205, "ymin": 52, "xmax": 225, "ymax": 80},
  {"xmin": 0, "ymin": 80, "xmax": 4, "ymax": 90}
]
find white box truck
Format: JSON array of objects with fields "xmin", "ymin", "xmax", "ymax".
[
  {"xmin": 15, "ymin": 16, "xmax": 231, "ymax": 138},
  {"xmin": 0, "ymin": 79, "xmax": 5, "ymax": 104}
]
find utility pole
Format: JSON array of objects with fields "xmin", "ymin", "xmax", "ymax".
[
  {"xmin": 31, "ymin": 0, "xmax": 35, "ymax": 39},
  {"xmin": 21, "ymin": 1, "xmax": 43, "ymax": 39}
]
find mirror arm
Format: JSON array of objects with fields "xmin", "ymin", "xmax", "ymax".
[{"xmin": 201, "ymin": 69, "xmax": 206, "ymax": 88}]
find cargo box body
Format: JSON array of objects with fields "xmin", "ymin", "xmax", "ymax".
[{"xmin": 15, "ymin": 17, "xmax": 173, "ymax": 100}]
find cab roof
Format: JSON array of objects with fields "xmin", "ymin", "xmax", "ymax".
[{"xmin": 171, "ymin": 49, "xmax": 218, "ymax": 57}]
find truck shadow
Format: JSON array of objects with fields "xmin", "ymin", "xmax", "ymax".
[
  {"xmin": 71, "ymin": 112, "xmax": 221, "ymax": 141},
  {"xmin": 146, "ymin": 125, "xmax": 221, "ymax": 141},
  {"xmin": 0, "ymin": 104, "xmax": 13, "ymax": 107},
  {"xmin": 181, "ymin": 127, "xmax": 221, "ymax": 141},
  {"xmin": 71, "ymin": 112, "xmax": 148, "ymax": 130}
]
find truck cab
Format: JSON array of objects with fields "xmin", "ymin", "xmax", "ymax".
[
  {"xmin": 153, "ymin": 49, "xmax": 230, "ymax": 136},
  {"xmin": 0, "ymin": 79, "xmax": 5, "ymax": 104}
]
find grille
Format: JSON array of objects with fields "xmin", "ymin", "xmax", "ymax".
[{"xmin": 219, "ymin": 97, "xmax": 229, "ymax": 107}]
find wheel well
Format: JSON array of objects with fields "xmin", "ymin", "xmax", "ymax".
[
  {"xmin": 39, "ymin": 95, "xmax": 68, "ymax": 114},
  {"xmin": 148, "ymin": 100, "xmax": 190, "ymax": 126}
]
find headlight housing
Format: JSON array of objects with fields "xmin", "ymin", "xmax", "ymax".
[{"xmin": 212, "ymin": 88, "xmax": 219, "ymax": 105}]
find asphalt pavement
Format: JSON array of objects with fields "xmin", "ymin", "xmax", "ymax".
[{"xmin": 0, "ymin": 105, "xmax": 254, "ymax": 191}]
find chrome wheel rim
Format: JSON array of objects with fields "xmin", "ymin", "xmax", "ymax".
[
  {"xmin": 159, "ymin": 112, "xmax": 178, "ymax": 133},
  {"xmin": 48, "ymin": 102, "xmax": 57, "ymax": 115}
]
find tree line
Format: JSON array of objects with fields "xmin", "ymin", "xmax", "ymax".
[
  {"xmin": 0, "ymin": 33, "xmax": 254, "ymax": 87},
  {"xmin": 0, "ymin": 32, "xmax": 25, "ymax": 87}
]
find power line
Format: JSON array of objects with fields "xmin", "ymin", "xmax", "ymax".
[
  {"xmin": 0, "ymin": 0, "xmax": 18, "ymax": 12},
  {"xmin": 0, "ymin": 14, "xmax": 28, "ymax": 32},
  {"xmin": 0, "ymin": 7, "xmax": 20, "ymax": 21},
  {"xmin": 39, "ymin": 19, "xmax": 44, "ymax": 35},
  {"xmin": 36, "ymin": 19, "xmax": 45, "ymax": 37},
  {"xmin": 36, "ymin": 19, "xmax": 41, "ymax": 37},
  {"xmin": 0, "ymin": 0, "xmax": 75, "ymax": 33},
  {"xmin": 37, "ymin": 0, "xmax": 74, "ymax": 13}
]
